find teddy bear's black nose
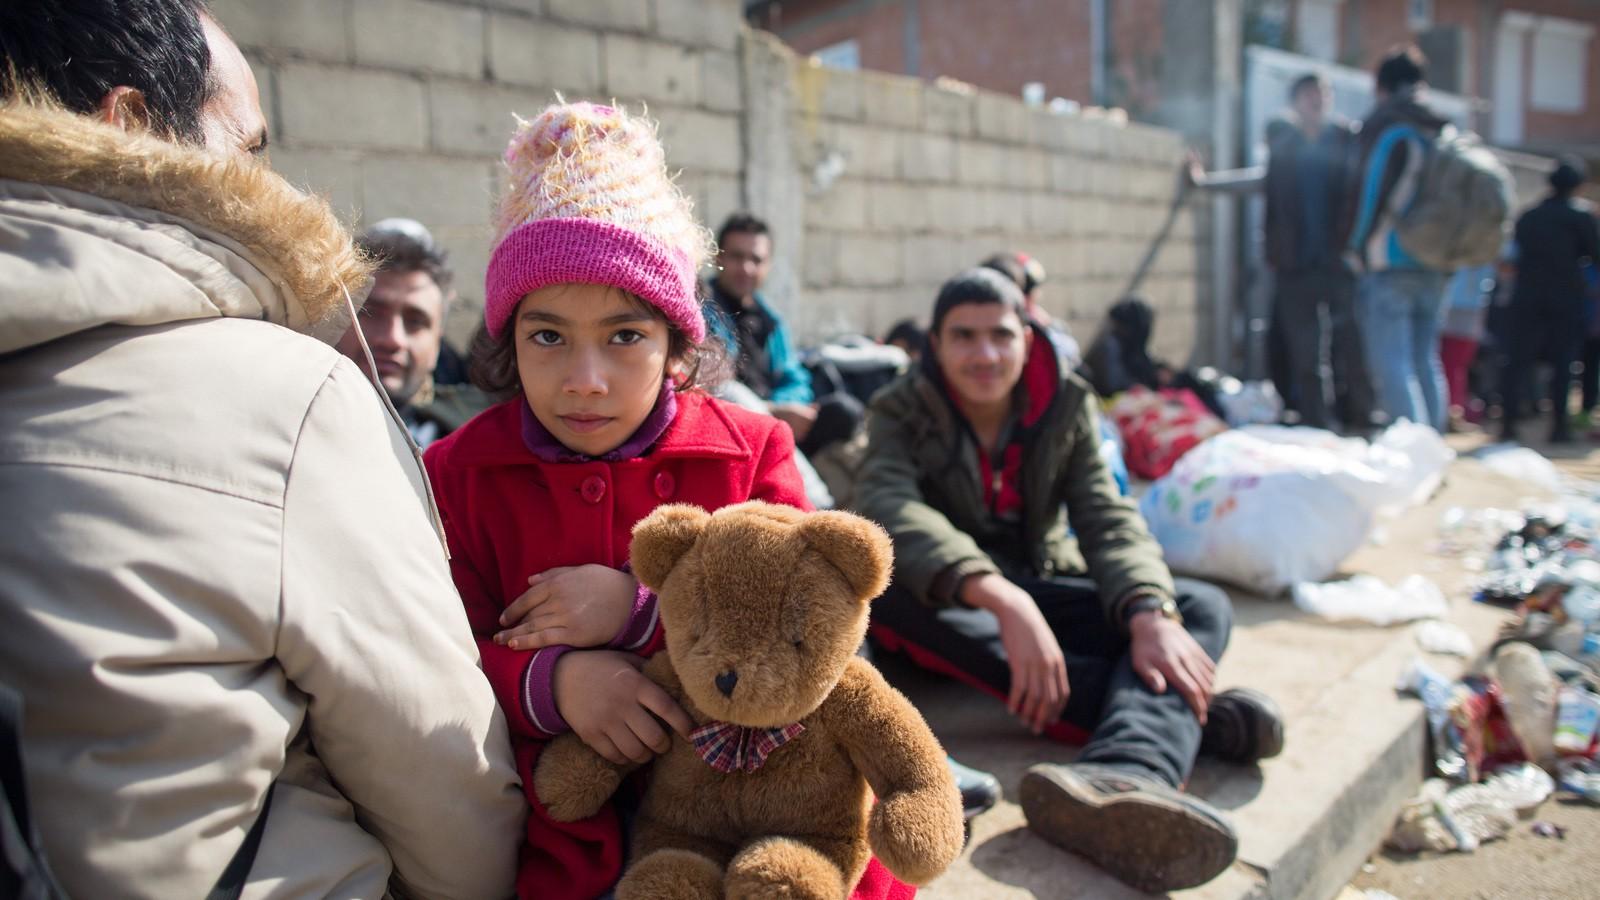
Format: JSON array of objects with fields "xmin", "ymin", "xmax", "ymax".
[{"xmin": 715, "ymin": 670, "xmax": 739, "ymax": 698}]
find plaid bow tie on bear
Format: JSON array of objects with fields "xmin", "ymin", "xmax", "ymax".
[{"xmin": 689, "ymin": 721, "xmax": 806, "ymax": 773}]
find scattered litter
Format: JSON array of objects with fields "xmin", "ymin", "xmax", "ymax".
[
  {"xmin": 1416, "ymin": 620, "xmax": 1473, "ymax": 656},
  {"xmin": 1213, "ymin": 378, "xmax": 1282, "ymax": 427},
  {"xmin": 1293, "ymin": 575, "xmax": 1448, "ymax": 626},
  {"xmin": 1557, "ymin": 758, "xmax": 1600, "ymax": 803},
  {"xmin": 1471, "ymin": 444, "xmax": 1564, "ymax": 493},
  {"xmin": 1530, "ymin": 821, "xmax": 1566, "ymax": 839},
  {"xmin": 1386, "ymin": 778, "xmax": 1516, "ymax": 853},
  {"xmin": 1554, "ymin": 686, "xmax": 1600, "ymax": 754},
  {"xmin": 1481, "ymin": 762, "xmax": 1554, "ymax": 813}
]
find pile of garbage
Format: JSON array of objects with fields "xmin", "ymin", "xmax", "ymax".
[{"xmin": 1386, "ymin": 492, "xmax": 1600, "ymax": 854}]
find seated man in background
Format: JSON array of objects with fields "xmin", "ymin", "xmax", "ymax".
[
  {"xmin": 335, "ymin": 218, "xmax": 492, "ymax": 447},
  {"xmin": 855, "ymin": 268, "xmax": 1283, "ymax": 894},
  {"xmin": 707, "ymin": 212, "xmax": 863, "ymax": 456}
]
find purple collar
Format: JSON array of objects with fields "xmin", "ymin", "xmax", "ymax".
[{"xmin": 520, "ymin": 381, "xmax": 678, "ymax": 463}]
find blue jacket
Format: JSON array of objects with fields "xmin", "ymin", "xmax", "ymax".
[{"xmin": 705, "ymin": 287, "xmax": 815, "ymax": 405}]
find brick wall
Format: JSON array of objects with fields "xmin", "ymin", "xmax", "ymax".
[
  {"xmin": 212, "ymin": 0, "xmax": 1205, "ymax": 364},
  {"xmin": 787, "ymin": 60, "xmax": 1202, "ymax": 363}
]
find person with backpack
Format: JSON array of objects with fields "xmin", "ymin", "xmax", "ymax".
[
  {"xmin": 1499, "ymin": 160, "xmax": 1600, "ymax": 443},
  {"xmin": 1347, "ymin": 45, "xmax": 1509, "ymax": 432}
]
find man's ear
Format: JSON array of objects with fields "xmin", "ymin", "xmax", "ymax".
[
  {"xmin": 630, "ymin": 504, "xmax": 712, "ymax": 591},
  {"xmin": 797, "ymin": 511, "xmax": 893, "ymax": 602},
  {"xmin": 98, "ymin": 86, "xmax": 150, "ymax": 133}
]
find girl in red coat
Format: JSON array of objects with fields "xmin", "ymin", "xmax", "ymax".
[{"xmin": 422, "ymin": 102, "xmax": 911, "ymax": 900}]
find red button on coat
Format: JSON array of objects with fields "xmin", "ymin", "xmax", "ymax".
[
  {"xmin": 653, "ymin": 471, "xmax": 676, "ymax": 499},
  {"xmin": 580, "ymin": 475, "xmax": 606, "ymax": 504}
]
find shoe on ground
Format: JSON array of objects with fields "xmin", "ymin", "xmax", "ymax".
[
  {"xmin": 1201, "ymin": 687, "xmax": 1285, "ymax": 764},
  {"xmin": 946, "ymin": 755, "xmax": 1000, "ymax": 820},
  {"xmin": 1020, "ymin": 762, "xmax": 1237, "ymax": 893}
]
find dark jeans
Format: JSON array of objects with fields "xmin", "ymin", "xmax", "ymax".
[
  {"xmin": 1501, "ymin": 307, "xmax": 1584, "ymax": 434},
  {"xmin": 1583, "ymin": 337, "xmax": 1600, "ymax": 413},
  {"xmin": 870, "ymin": 576, "xmax": 1233, "ymax": 789},
  {"xmin": 1274, "ymin": 264, "xmax": 1373, "ymax": 431}
]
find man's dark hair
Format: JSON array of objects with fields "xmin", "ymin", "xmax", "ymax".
[
  {"xmin": 0, "ymin": 0, "xmax": 215, "ymax": 144},
  {"xmin": 1375, "ymin": 45, "xmax": 1427, "ymax": 95},
  {"xmin": 930, "ymin": 267, "xmax": 1026, "ymax": 336},
  {"xmin": 884, "ymin": 318, "xmax": 926, "ymax": 349},
  {"xmin": 716, "ymin": 212, "xmax": 770, "ymax": 249},
  {"xmin": 357, "ymin": 219, "xmax": 455, "ymax": 292},
  {"xmin": 1289, "ymin": 72, "xmax": 1327, "ymax": 102}
]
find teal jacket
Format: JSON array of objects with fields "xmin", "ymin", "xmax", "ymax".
[{"xmin": 705, "ymin": 287, "xmax": 814, "ymax": 405}]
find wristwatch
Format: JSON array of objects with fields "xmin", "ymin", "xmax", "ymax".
[{"xmin": 1123, "ymin": 593, "xmax": 1182, "ymax": 629}]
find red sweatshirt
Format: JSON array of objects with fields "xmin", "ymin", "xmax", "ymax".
[{"xmin": 424, "ymin": 390, "xmax": 912, "ymax": 900}]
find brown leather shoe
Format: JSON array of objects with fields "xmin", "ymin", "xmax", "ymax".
[{"xmin": 1020, "ymin": 762, "xmax": 1237, "ymax": 893}]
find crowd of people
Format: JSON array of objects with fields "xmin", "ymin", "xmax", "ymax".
[
  {"xmin": 0, "ymin": 3, "xmax": 1594, "ymax": 900},
  {"xmin": 1194, "ymin": 48, "xmax": 1598, "ymax": 443}
]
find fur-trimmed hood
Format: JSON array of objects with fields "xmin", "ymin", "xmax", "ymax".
[{"xmin": 0, "ymin": 100, "xmax": 372, "ymax": 354}]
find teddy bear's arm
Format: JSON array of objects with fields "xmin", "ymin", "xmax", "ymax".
[
  {"xmin": 532, "ymin": 733, "xmax": 640, "ymax": 823},
  {"xmin": 826, "ymin": 656, "xmax": 966, "ymax": 886}
]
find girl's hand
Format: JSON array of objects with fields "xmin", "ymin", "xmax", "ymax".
[
  {"xmin": 496, "ymin": 564, "xmax": 638, "ymax": 650},
  {"xmin": 552, "ymin": 651, "xmax": 694, "ymax": 765}
]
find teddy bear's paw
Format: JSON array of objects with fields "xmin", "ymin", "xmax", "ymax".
[
  {"xmin": 616, "ymin": 849, "xmax": 723, "ymax": 900},
  {"xmin": 532, "ymin": 739, "xmax": 622, "ymax": 823},
  {"xmin": 868, "ymin": 790, "xmax": 966, "ymax": 885},
  {"xmin": 725, "ymin": 837, "xmax": 847, "ymax": 900}
]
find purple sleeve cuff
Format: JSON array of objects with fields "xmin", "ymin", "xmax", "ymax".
[
  {"xmin": 609, "ymin": 580, "xmax": 660, "ymax": 651},
  {"xmin": 522, "ymin": 645, "xmax": 573, "ymax": 736}
]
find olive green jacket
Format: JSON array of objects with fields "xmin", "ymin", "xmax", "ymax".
[{"xmin": 854, "ymin": 344, "xmax": 1174, "ymax": 627}]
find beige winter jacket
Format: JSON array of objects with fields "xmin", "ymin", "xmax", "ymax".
[{"xmin": 0, "ymin": 102, "xmax": 524, "ymax": 898}]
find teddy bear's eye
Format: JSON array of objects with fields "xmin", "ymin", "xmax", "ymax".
[{"xmin": 792, "ymin": 638, "xmax": 803, "ymax": 649}]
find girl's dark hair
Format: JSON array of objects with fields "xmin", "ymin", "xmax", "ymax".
[
  {"xmin": 0, "ymin": 0, "xmax": 215, "ymax": 144},
  {"xmin": 929, "ymin": 267, "xmax": 1027, "ymax": 336},
  {"xmin": 469, "ymin": 288, "xmax": 728, "ymax": 398}
]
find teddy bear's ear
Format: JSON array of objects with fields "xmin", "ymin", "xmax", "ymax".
[
  {"xmin": 630, "ymin": 504, "xmax": 712, "ymax": 591},
  {"xmin": 797, "ymin": 510, "xmax": 894, "ymax": 601}
]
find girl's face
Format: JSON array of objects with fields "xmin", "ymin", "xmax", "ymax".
[{"xmin": 514, "ymin": 283, "xmax": 672, "ymax": 457}]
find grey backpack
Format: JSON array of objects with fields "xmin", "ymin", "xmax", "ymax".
[{"xmin": 1395, "ymin": 126, "xmax": 1514, "ymax": 270}]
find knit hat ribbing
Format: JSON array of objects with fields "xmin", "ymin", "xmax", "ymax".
[{"xmin": 485, "ymin": 102, "xmax": 713, "ymax": 341}]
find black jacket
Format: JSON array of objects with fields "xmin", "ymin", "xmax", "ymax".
[{"xmin": 1512, "ymin": 195, "xmax": 1600, "ymax": 316}]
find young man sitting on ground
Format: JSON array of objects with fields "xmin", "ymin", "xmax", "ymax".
[{"xmin": 855, "ymin": 267, "xmax": 1283, "ymax": 894}]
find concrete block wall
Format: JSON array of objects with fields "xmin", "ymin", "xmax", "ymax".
[
  {"xmin": 788, "ymin": 60, "xmax": 1204, "ymax": 364},
  {"xmin": 211, "ymin": 0, "xmax": 746, "ymax": 347},
  {"xmin": 213, "ymin": 0, "xmax": 1206, "ymax": 364}
]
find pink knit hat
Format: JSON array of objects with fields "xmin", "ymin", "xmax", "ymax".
[{"xmin": 485, "ymin": 102, "xmax": 713, "ymax": 341}]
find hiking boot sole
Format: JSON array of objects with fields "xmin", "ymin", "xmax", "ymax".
[{"xmin": 1019, "ymin": 766, "xmax": 1237, "ymax": 894}]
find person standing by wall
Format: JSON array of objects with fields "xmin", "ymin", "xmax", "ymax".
[
  {"xmin": 1500, "ymin": 159, "xmax": 1600, "ymax": 443},
  {"xmin": 1346, "ymin": 46, "xmax": 1453, "ymax": 431}
]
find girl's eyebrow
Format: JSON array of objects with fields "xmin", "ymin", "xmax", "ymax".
[
  {"xmin": 599, "ymin": 312, "xmax": 655, "ymax": 326},
  {"xmin": 520, "ymin": 310, "xmax": 568, "ymax": 324}
]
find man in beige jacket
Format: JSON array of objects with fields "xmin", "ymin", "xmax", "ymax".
[{"xmin": 0, "ymin": 3, "xmax": 524, "ymax": 897}]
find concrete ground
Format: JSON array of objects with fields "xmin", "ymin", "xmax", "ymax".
[{"xmin": 880, "ymin": 435, "xmax": 1596, "ymax": 899}]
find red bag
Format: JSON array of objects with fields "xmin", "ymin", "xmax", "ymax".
[{"xmin": 1108, "ymin": 386, "xmax": 1228, "ymax": 480}]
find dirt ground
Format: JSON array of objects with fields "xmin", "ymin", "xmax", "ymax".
[{"xmin": 1348, "ymin": 434, "xmax": 1600, "ymax": 900}]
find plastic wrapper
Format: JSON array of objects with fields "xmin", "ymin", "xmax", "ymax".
[
  {"xmin": 1416, "ymin": 620, "xmax": 1474, "ymax": 656},
  {"xmin": 1554, "ymin": 686, "xmax": 1600, "ymax": 755},
  {"xmin": 1386, "ymin": 779, "xmax": 1516, "ymax": 853},
  {"xmin": 1557, "ymin": 757, "xmax": 1600, "ymax": 802},
  {"xmin": 1292, "ymin": 575, "xmax": 1448, "ymax": 626},
  {"xmin": 1471, "ymin": 444, "xmax": 1564, "ymax": 492}
]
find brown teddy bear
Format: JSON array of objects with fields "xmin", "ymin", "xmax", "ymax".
[{"xmin": 533, "ymin": 501, "xmax": 965, "ymax": 899}]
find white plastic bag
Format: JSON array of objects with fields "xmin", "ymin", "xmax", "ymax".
[
  {"xmin": 1140, "ymin": 424, "xmax": 1454, "ymax": 594},
  {"xmin": 1291, "ymin": 575, "xmax": 1448, "ymax": 625}
]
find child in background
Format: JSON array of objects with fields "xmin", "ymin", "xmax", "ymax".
[{"xmin": 422, "ymin": 102, "xmax": 910, "ymax": 900}]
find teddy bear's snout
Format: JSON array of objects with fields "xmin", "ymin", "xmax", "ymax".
[{"xmin": 715, "ymin": 669, "xmax": 739, "ymax": 698}]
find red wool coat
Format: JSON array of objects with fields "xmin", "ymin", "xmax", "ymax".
[{"xmin": 423, "ymin": 391, "xmax": 913, "ymax": 900}]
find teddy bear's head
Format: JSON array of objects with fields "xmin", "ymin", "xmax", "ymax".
[{"xmin": 631, "ymin": 501, "xmax": 893, "ymax": 728}]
